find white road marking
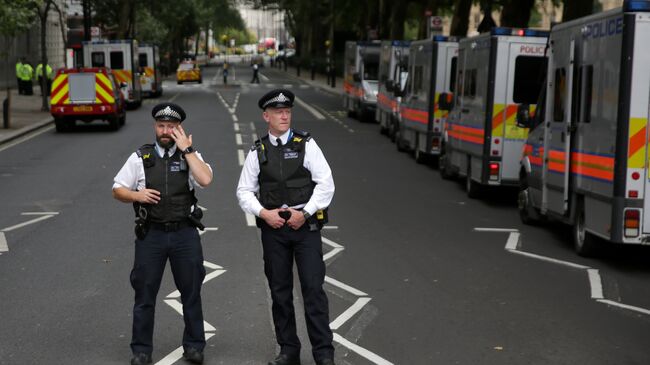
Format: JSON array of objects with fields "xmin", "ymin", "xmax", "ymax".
[
  {"xmin": 2, "ymin": 214, "xmax": 56, "ymax": 232},
  {"xmin": 0, "ymin": 125, "xmax": 54, "ymax": 153},
  {"xmin": 203, "ymin": 261, "xmax": 223, "ymax": 270},
  {"xmin": 0, "ymin": 232, "xmax": 7, "ymax": 253},
  {"xmin": 154, "ymin": 333, "xmax": 216, "ymax": 365},
  {"xmin": 233, "ymin": 123, "xmax": 240, "ymax": 132},
  {"xmin": 322, "ymin": 247, "xmax": 344, "ymax": 262},
  {"xmin": 167, "ymin": 93, "xmax": 180, "ymax": 103},
  {"xmin": 235, "ymin": 133, "xmax": 243, "ymax": 145},
  {"xmin": 322, "ymin": 225, "xmax": 339, "ymax": 230},
  {"xmin": 597, "ymin": 299, "xmax": 650, "ymax": 316},
  {"xmin": 252, "ymin": 132, "xmax": 258, "ymax": 142},
  {"xmin": 232, "ymin": 114, "xmax": 238, "ymax": 122},
  {"xmin": 505, "ymin": 232, "xmax": 520, "ymax": 250},
  {"xmin": 299, "ymin": 84, "xmax": 310, "ymax": 89},
  {"xmin": 333, "ymin": 333, "xmax": 394, "ymax": 365},
  {"xmin": 588, "ymin": 269, "xmax": 604, "ymax": 299},
  {"xmin": 259, "ymin": 73, "xmax": 269, "ymax": 81},
  {"xmin": 322, "ymin": 236, "xmax": 343, "ymax": 249},
  {"xmin": 245, "ymin": 213, "xmax": 256, "ymax": 227},
  {"xmin": 238, "ymin": 149, "xmax": 245, "ymax": 166},
  {"xmin": 249, "ymin": 122, "xmax": 256, "ymax": 131},
  {"xmin": 197, "ymin": 205, "xmax": 208, "ymax": 211},
  {"xmin": 508, "ymin": 249, "xmax": 591, "ymax": 270},
  {"xmin": 330, "ymin": 297, "xmax": 372, "ymax": 330},
  {"xmin": 324, "ymin": 276, "xmax": 368, "ymax": 297},
  {"xmin": 474, "ymin": 227, "xmax": 520, "ymax": 232},
  {"xmin": 295, "ymin": 96, "xmax": 325, "ymax": 120},
  {"xmin": 21, "ymin": 212, "xmax": 59, "ymax": 215},
  {"xmin": 203, "ymin": 269, "xmax": 226, "ymax": 284},
  {"xmin": 198, "ymin": 227, "xmax": 219, "ymax": 236}
]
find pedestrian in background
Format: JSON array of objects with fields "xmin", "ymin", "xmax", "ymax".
[
  {"xmin": 223, "ymin": 62, "xmax": 229, "ymax": 85},
  {"xmin": 112, "ymin": 102, "xmax": 213, "ymax": 365},
  {"xmin": 36, "ymin": 62, "xmax": 53, "ymax": 96},
  {"xmin": 237, "ymin": 89, "xmax": 336, "ymax": 365},
  {"xmin": 251, "ymin": 61, "xmax": 260, "ymax": 84},
  {"xmin": 19, "ymin": 60, "xmax": 34, "ymax": 96},
  {"xmin": 15, "ymin": 58, "xmax": 24, "ymax": 94}
]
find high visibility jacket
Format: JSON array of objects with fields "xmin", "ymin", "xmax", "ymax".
[
  {"xmin": 36, "ymin": 64, "xmax": 53, "ymax": 79},
  {"xmin": 15, "ymin": 62, "xmax": 23, "ymax": 78},
  {"xmin": 19, "ymin": 64, "xmax": 33, "ymax": 81}
]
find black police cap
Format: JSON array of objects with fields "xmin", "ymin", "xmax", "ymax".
[
  {"xmin": 151, "ymin": 102, "xmax": 186, "ymax": 122},
  {"xmin": 258, "ymin": 89, "xmax": 294, "ymax": 110}
]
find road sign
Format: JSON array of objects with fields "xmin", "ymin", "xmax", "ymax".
[{"xmin": 427, "ymin": 16, "xmax": 444, "ymax": 37}]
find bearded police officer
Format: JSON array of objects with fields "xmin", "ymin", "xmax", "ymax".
[
  {"xmin": 237, "ymin": 89, "xmax": 336, "ymax": 365},
  {"xmin": 112, "ymin": 102, "xmax": 213, "ymax": 365}
]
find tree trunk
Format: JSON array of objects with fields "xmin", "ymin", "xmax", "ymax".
[
  {"xmin": 562, "ymin": 0, "xmax": 594, "ymax": 22},
  {"xmin": 389, "ymin": 1, "xmax": 408, "ymax": 40},
  {"xmin": 378, "ymin": 0, "xmax": 392, "ymax": 40},
  {"xmin": 194, "ymin": 31, "xmax": 200, "ymax": 56},
  {"xmin": 419, "ymin": 1, "xmax": 440, "ymax": 39},
  {"xmin": 450, "ymin": 0, "xmax": 473, "ymax": 37},
  {"xmin": 40, "ymin": 2, "xmax": 52, "ymax": 112},
  {"xmin": 500, "ymin": 0, "xmax": 536, "ymax": 28},
  {"xmin": 117, "ymin": 0, "xmax": 131, "ymax": 39}
]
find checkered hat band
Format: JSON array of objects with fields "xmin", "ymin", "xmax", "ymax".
[
  {"xmin": 263, "ymin": 93, "xmax": 291, "ymax": 108},
  {"xmin": 155, "ymin": 106, "xmax": 181, "ymax": 120}
]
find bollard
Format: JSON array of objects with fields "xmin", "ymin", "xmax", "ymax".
[{"xmin": 3, "ymin": 97, "xmax": 9, "ymax": 129}]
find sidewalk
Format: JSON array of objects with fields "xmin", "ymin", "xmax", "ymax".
[
  {"xmin": 266, "ymin": 64, "xmax": 344, "ymax": 97},
  {"xmin": 0, "ymin": 88, "xmax": 53, "ymax": 145}
]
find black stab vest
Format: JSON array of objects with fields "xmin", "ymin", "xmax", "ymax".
[
  {"xmin": 256, "ymin": 131, "xmax": 315, "ymax": 209},
  {"xmin": 135, "ymin": 144, "xmax": 196, "ymax": 223}
]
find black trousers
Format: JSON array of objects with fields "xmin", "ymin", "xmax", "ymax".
[
  {"xmin": 251, "ymin": 71, "xmax": 260, "ymax": 83},
  {"xmin": 261, "ymin": 223, "xmax": 334, "ymax": 361},
  {"xmin": 130, "ymin": 226, "xmax": 206, "ymax": 355}
]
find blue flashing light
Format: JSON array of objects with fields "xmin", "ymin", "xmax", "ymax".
[
  {"xmin": 624, "ymin": 0, "xmax": 650, "ymax": 11},
  {"xmin": 524, "ymin": 29, "xmax": 550, "ymax": 37},
  {"xmin": 490, "ymin": 27, "xmax": 548, "ymax": 37},
  {"xmin": 392, "ymin": 40, "xmax": 411, "ymax": 47},
  {"xmin": 433, "ymin": 35, "xmax": 449, "ymax": 42}
]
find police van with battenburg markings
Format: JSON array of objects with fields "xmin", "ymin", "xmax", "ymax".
[
  {"xmin": 517, "ymin": 0, "xmax": 650, "ymax": 255},
  {"xmin": 343, "ymin": 40, "xmax": 381, "ymax": 122},
  {"xmin": 396, "ymin": 36, "xmax": 458, "ymax": 163},
  {"xmin": 440, "ymin": 27, "xmax": 548, "ymax": 197},
  {"xmin": 138, "ymin": 44, "xmax": 163, "ymax": 98},
  {"xmin": 376, "ymin": 40, "xmax": 410, "ymax": 138},
  {"xmin": 82, "ymin": 39, "xmax": 142, "ymax": 108}
]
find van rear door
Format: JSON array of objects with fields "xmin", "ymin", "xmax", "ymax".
[{"xmin": 68, "ymin": 73, "xmax": 96, "ymax": 104}]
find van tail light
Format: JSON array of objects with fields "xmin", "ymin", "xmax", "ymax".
[
  {"xmin": 489, "ymin": 163, "xmax": 500, "ymax": 181},
  {"xmin": 432, "ymin": 138, "xmax": 440, "ymax": 149},
  {"xmin": 624, "ymin": 209, "xmax": 640, "ymax": 237}
]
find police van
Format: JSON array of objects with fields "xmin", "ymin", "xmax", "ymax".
[
  {"xmin": 518, "ymin": 1, "xmax": 650, "ymax": 255},
  {"xmin": 138, "ymin": 44, "xmax": 163, "ymax": 97},
  {"xmin": 440, "ymin": 28, "xmax": 548, "ymax": 197},
  {"xmin": 343, "ymin": 41, "xmax": 381, "ymax": 121},
  {"xmin": 376, "ymin": 40, "xmax": 409, "ymax": 137},
  {"xmin": 83, "ymin": 39, "xmax": 142, "ymax": 108},
  {"xmin": 396, "ymin": 36, "xmax": 458, "ymax": 163}
]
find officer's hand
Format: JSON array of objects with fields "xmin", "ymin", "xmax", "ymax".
[
  {"xmin": 171, "ymin": 125, "xmax": 192, "ymax": 151},
  {"xmin": 286, "ymin": 208, "xmax": 306, "ymax": 230},
  {"xmin": 136, "ymin": 188, "xmax": 161, "ymax": 204},
  {"xmin": 260, "ymin": 208, "xmax": 286, "ymax": 229}
]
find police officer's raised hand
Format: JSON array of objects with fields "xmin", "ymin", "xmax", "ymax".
[
  {"xmin": 136, "ymin": 188, "xmax": 161, "ymax": 204},
  {"xmin": 260, "ymin": 208, "xmax": 287, "ymax": 229},
  {"xmin": 170, "ymin": 124, "xmax": 192, "ymax": 151},
  {"xmin": 286, "ymin": 208, "xmax": 306, "ymax": 230}
]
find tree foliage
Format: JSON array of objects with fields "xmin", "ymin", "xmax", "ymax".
[{"xmin": 0, "ymin": 0, "xmax": 38, "ymax": 37}]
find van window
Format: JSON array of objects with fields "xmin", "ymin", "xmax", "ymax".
[
  {"xmin": 553, "ymin": 68, "xmax": 566, "ymax": 122},
  {"xmin": 110, "ymin": 51, "xmax": 124, "ymax": 69},
  {"xmin": 139, "ymin": 53, "xmax": 148, "ymax": 67},
  {"xmin": 449, "ymin": 57, "xmax": 457, "ymax": 92},
  {"xmin": 513, "ymin": 56, "xmax": 547, "ymax": 104},
  {"xmin": 91, "ymin": 52, "xmax": 105, "ymax": 67},
  {"xmin": 413, "ymin": 65, "xmax": 424, "ymax": 96},
  {"xmin": 463, "ymin": 69, "xmax": 476, "ymax": 98},
  {"xmin": 577, "ymin": 65, "xmax": 593, "ymax": 123}
]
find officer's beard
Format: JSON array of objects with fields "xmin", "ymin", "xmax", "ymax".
[{"xmin": 156, "ymin": 135, "xmax": 175, "ymax": 149}]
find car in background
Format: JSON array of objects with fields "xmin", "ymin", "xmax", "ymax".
[{"xmin": 176, "ymin": 61, "xmax": 202, "ymax": 84}]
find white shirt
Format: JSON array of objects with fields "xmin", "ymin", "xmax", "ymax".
[
  {"xmin": 236, "ymin": 129, "xmax": 335, "ymax": 216},
  {"xmin": 112, "ymin": 143, "xmax": 212, "ymax": 191}
]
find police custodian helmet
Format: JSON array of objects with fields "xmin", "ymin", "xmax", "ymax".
[
  {"xmin": 258, "ymin": 89, "xmax": 294, "ymax": 110},
  {"xmin": 152, "ymin": 102, "xmax": 186, "ymax": 122}
]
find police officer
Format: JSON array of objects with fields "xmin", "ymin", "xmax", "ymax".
[
  {"xmin": 251, "ymin": 61, "xmax": 260, "ymax": 84},
  {"xmin": 236, "ymin": 89, "xmax": 336, "ymax": 365},
  {"xmin": 112, "ymin": 102, "xmax": 213, "ymax": 365},
  {"xmin": 15, "ymin": 58, "xmax": 24, "ymax": 94},
  {"xmin": 19, "ymin": 61, "xmax": 34, "ymax": 95},
  {"xmin": 35, "ymin": 62, "xmax": 53, "ymax": 96}
]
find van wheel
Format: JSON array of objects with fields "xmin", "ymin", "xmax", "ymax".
[
  {"xmin": 177, "ymin": 81, "xmax": 182, "ymax": 85},
  {"xmin": 414, "ymin": 147, "xmax": 428, "ymax": 164},
  {"xmin": 54, "ymin": 118, "xmax": 68, "ymax": 133},
  {"xmin": 439, "ymin": 145, "xmax": 454, "ymax": 180},
  {"xmin": 109, "ymin": 115, "xmax": 120, "ymax": 131},
  {"xmin": 395, "ymin": 126, "xmax": 407, "ymax": 152},
  {"xmin": 119, "ymin": 113, "xmax": 126, "ymax": 126},
  {"xmin": 518, "ymin": 174, "xmax": 541, "ymax": 225},
  {"xmin": 466, "ymin": 163, "xmax": 481, "ymax": 198},
  {"xmin": 574, "ymin": 201, "xmax": 599, "ymax": 257},
  {"xmin": 388, "ymin": 120, "xmax": 397, "ymax": 142}
]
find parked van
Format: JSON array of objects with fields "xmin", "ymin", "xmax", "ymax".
[{"xmin": 343, "ymin": 41, "xmax": 381, "ymax": 121}]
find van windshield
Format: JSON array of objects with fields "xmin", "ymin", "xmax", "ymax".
[
  {"xmin": 179, "ymin": 63, "xmax": 194, "ymax": 70},
  {"xmin": 362, "ymin": 53, "xmax": 380, "ymax": 81}
]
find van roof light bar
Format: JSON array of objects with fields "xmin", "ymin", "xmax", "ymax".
[{"xmin": 624, "ymin": 0, "xmax": 650, "ymax": 11}]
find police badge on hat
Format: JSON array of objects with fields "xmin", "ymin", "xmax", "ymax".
[
  {"xmin": 258, "ymin": 89, "xmax": 295, "ymax": 110},
  {"xmin": 152, "ymin": 102, "xmax": 186, "ymax": 122}
]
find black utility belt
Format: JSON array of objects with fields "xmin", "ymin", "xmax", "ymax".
[{"xmin": 149, "ymin": 220, "xmax": 193, "ymax": 232}]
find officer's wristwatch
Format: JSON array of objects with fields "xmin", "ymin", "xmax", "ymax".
[
  {"xmin": 302, "ymin": 211, "xmax": 311, "ymax": 220},
  {"xmin": 181, "ymin": 146, "xmax": 195, "ymax": 155}
]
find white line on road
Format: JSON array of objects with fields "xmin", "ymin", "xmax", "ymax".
[
  {"xmin": 203, "ymin": 269, "xmax": 226, "ymax": 284},
  {"xmin": 322, "ymin": 225, "xmax": 339, "ymax": 230},
  {"xmin": 474, "ymin": 227, "xmax": 520, "ymax": 232},
  {"xmin": 333, "ymin": 333, "xmax": 394, "ymax": 365},
  {"xmin": 238, "ymin": 149, "xmax": 245, "ymax": 166},
  {"xmin": 322, "ymin": 236, "xmax": 344, "ymax": 249},
  {"xmin": 0, "ymin": 232, "xmax": 7, "ymax": 253},
  {"xmin": 325, "ymin": 276, "xmax": 368, "ymax": 297},
  {"xmin": 245, "ymin": 213, "xmax": 256, "ymax": 227},
  {"xmin": 235, "ymin": 133, "xmax": 243, "ymax": 145},
  {"xmin": 295, "ymin": 96, "xmax": 325, "ymax": 120},
  {"xmin": 233, "ymin": 123, "xmax": 240, "ymax": 132},
  {"xmin": 232, "ymin": 114, "xmax": 238, "ymax": 122},
  {"xmin": 508, "ymin": 249, "xmax": 591, "ymax": 270},
  {"xmin": 167, "ymin": 93, "xmax": 180, "ymax": 103},
  {"xmin": 588, "ymin": 269, "xmax": 604, "ymax": 299},
  {"xmin": 2, "ymin": 214, "xmax": 56, "ymax": 232},
  {"xmin": 198, "ymin": 227, "xmax": 219, "ymax": 236},
  {"xmin": 259, "ymin": 73, "xmax": 269, "ymax": 81},
  {"xmin": 0, "ymin": 125, "xmax": 54, "ymax": 153},
  {"xmin": 155, "ymin": 333, "xmax": 215, "ymax": 365},
  {"xmin": 322, "ymin": 247, "xmax": 344, "ymax": 262},
  {"xmin": 330, "ymin": 297, "xmax": 372, "ymax": 330},
  {"xmin": 203, "ymin": 261, "xmax": 223, "ymax": 270},
  {"xmin": 597, "ymin": 299, "xmax": 650, "ymax": 316},
  {"xmin": 21, "ymin": 212, "xmax": 59, "ymax": 215},
  {"xmin": 505, "ymin": 232, "xmax": 520, "ymax": 250}
]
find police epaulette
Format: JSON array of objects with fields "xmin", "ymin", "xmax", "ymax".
[
  {"xmin": 291, "ymin": 130, "xmax": 311, "ymax": 143},
  {"xmin": 137, "ymin": 144, "xmax": 156, "ymax": 168},
  {"xmin": 251, "ymin": 139, "xmax": 262, "ymax": 151}
]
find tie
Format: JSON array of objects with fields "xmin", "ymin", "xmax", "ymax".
[
  {"xmin": 163, "ymin": 148, "xmax": 170, "ymax": 160},
  {"xmin": 276, "ymin": 138, "xmax": 283, "ymax": 147}
]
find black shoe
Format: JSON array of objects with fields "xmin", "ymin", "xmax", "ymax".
[
  {"xmin": 182, "ymin": 347, "xmax": 204, "ymax": 364},
  {"xmin": 268, "ymin": 353, "xmax": 301, "ymax": 365},
  {"xmin": 316, "ymin": 359, "xmax": 335, "ymax": 365},
  {"xmin": 130, "ymin": 353, "xmax": 152, "ymax": 365}
]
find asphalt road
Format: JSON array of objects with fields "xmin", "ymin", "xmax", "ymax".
[{"xmin": 0, "ymin": 64, "xmax": 649, "ymax": 365}]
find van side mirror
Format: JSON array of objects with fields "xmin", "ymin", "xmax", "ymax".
[
  {"xmin": 120, "ymin": 82, "xmax": 128, "ymax": 89},
  {"xmin": 438, "ymin": 92, "xmax": 454, "ymax": 111},
  {"xmin": 352, "ymin": 72, "xmax": 361, "ymax": 82},
  {"xmin": 385, "ymin": 80, "xmax": 394, "ymax": 92},
  {"xmin": 516, "ymin": 103, "xmax": 531, "ymax": 128}
]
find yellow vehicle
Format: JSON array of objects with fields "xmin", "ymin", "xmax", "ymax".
[{"xmin": 176, "ymin": 61, "xmax": 202, "ymax": 84}]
